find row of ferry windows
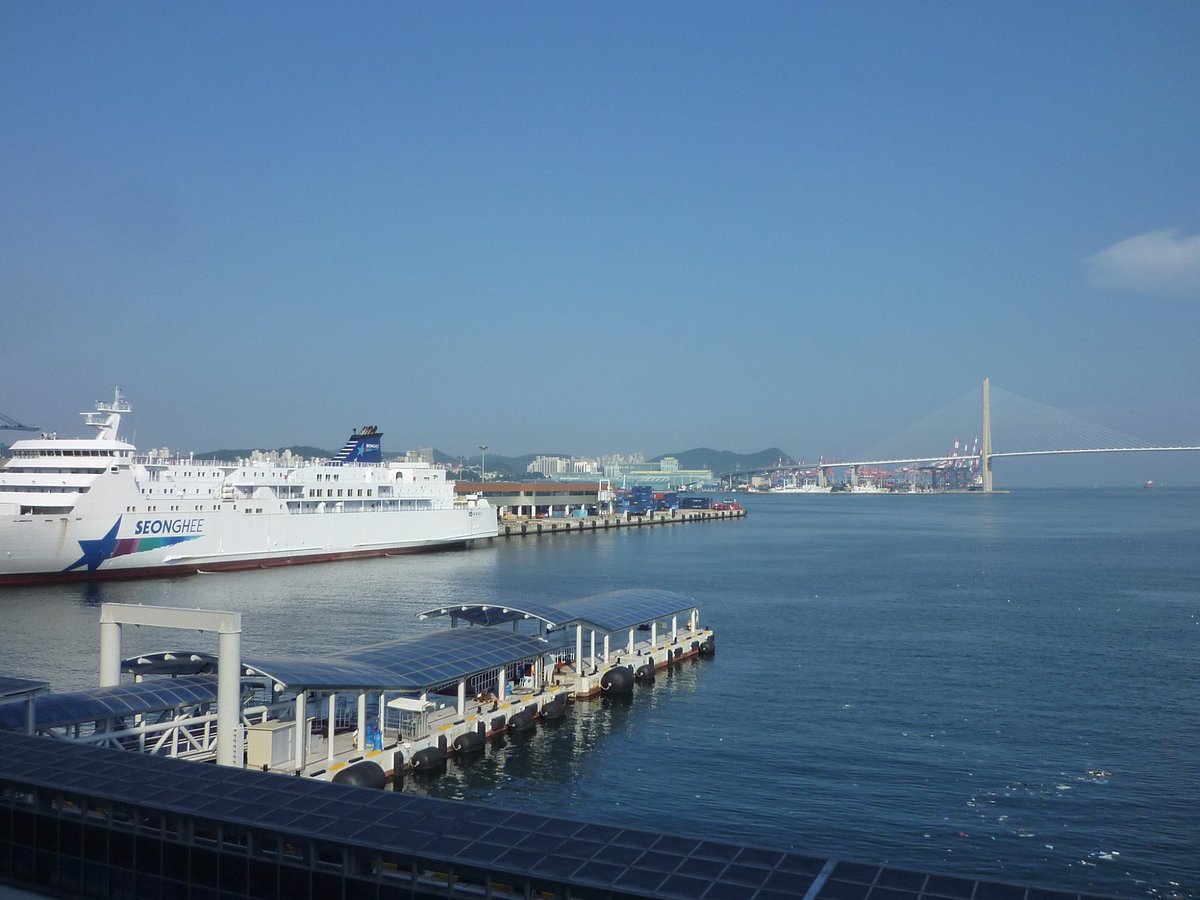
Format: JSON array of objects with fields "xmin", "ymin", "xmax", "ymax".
[
  {"xmin": 14, "ymin": 449, "xmax": 128, "ymax": 458},
  {"xmin": 308, "ymin": 489, "xmax": 371, "ymax": 497}
]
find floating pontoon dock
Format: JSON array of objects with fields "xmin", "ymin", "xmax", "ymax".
[{"xmin": 0, "ymin": 590, "xmax": 714, "ymax": 784}]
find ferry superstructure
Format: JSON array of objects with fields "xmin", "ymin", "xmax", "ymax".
[{"xmin": 0, "ymin": 391, "xmax": 497, "ymax": 586}]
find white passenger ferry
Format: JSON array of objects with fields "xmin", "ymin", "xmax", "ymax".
[{"xmin": 0, "ymin": 391, "xmax": 497, "ymax": 586}]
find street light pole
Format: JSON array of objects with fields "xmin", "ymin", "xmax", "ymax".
[{"xmin": 478, "ymin": 444, "xmax": 488, "ymax": 482}]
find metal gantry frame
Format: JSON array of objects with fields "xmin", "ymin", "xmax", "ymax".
[{"xmin": 99, "ymin": 604, "xmax": 243, "ymax": 766}]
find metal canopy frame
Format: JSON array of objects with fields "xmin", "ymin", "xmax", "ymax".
[
  {"xmin": 419, "ymin": 588, "xmax": 700, "ymax": 636},
  {"xmin": 0, "ymin": 676, "xmax": 220, "ymax": 731},
  {"xmin": 417, "ymin": 598, "xmax": 569, "ymax": 629}
]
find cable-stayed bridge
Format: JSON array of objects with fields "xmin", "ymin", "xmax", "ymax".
[{"xmin": 725, "ymin": 379, "xmax": 1200, "ymax": 492}]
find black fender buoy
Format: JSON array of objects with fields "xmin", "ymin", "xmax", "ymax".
[
  {"xmin": 453, "ymin": 731, "xmax": 485, "ymax": 755},
  {"xmin": 538, "ymin": 698, "xmax": 566, "ymax": 721},
  {"xmin": 507, "ymin": 709, "xmax": 536, "ymax": 732},
  {"xmin": 332, "ymin": 760, "xmax": 386, "ymax": 789},
  {"xmin": 634, "ymin": 663, "xmax": 656, "ymax": 684},
  {"xmin": 698, "ymin": 637, "xmax": 716, "ymax": 657},
  {"xmin": 410, "ymin": 746, "xmax": 447, "ymax": 773},
  {"xmin": 600, "ymin": 665, "xmax": 634, "ymax": 694}
]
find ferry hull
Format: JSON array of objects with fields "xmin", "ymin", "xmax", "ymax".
[{"xmin": 0, "ymin": 539, "xmax": 478, "ymax": 586}]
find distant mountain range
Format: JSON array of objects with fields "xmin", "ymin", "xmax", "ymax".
[{"xmin": 184, "ymin": 446, "xmax": 795, "ymax": 479}]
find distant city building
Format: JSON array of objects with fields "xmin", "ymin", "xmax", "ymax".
[
  {"xmin": 404, "ymin": 448, "xmax": 436, "ymax": 464},
  {"xmin": 604, "ymin": 457, "xmax": 715, "ymax": 490},
  {"xmin": 528, "ymin": 455, "xmax": 568, "ymax": 477}
]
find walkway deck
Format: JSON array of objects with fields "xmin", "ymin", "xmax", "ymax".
[{"xmin": 499, "ymin": 507, "xmax": 745, "ymax": 537}]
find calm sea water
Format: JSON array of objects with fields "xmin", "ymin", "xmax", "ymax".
[{"xmin": 3, "ymin": 489, "xmax": 1198, "ymax": 898}]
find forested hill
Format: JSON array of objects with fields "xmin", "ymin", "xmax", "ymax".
[{"xmin": 650, "ymin": 448, "xmax": 795, "ymax": 473}]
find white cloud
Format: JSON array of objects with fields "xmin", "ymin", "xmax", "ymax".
[{"xmin": 1085, "ymin": 228, "xmax": 1200, "ymax": 300}]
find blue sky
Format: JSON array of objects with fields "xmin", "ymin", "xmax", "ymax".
[{"xmin": 3, "ymin": 2, "xmax": 1199, "ymax": 485}]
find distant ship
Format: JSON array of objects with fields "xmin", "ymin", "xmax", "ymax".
[
  {"xmin": 0, "ymin": 390, "xmax": 497, "ymax": 586},
  {"xmin": 1144, "ymin": 480, "xmax": 1155, "ymax": 489}
]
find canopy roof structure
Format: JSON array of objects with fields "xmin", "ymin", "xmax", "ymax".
[
  {"xmin": 122, "ymin": 628, "xmax": 568, "ymax": 694},
  {"xmin": 2, "ymin": 589, "xmax": 701, "ymax": 733},
  {"xmin": 0, "ymin": 675, "xmax": 217, "ymax": 731},
  {"xmin": 245, "ymin": 628, "xmax": 564, "ymax": 691},
  {"xmin": 0, "ymin": 676, "xmax": 48, "ymax": 701},
  {"xmin": 417, "ymin": 588, "xmax": 698, "ymax": 634}
]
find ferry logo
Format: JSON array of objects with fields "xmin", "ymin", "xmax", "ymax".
[{"xmin": 63, "ymin": 516, "xmax": 205, "ymax": 573}]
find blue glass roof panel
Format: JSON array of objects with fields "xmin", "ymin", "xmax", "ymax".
[
  {"xmin": 239, "ymin": 656, "xmax": 401, "ymax": 691},
  {"xmin": 0, "ymin": 729, "xmax": 1125, "ymax": 900},
  {"xmin": 0, "ymin": 675, "xmax": 218, "ymax": 730},
  {"xmin": 0, "ymin": 676, "xmax": 48, "ymax": 700},
  {"xmin": 245, "ymin": 629, "xmax": 568, "ymax": 691},
  {"xmin": 553, "ymin": 589, "xmax": 698, "ymax": 632},
  {"xmin": 344, "ymin": 628, "xmax": 565, "ymax": 688}
]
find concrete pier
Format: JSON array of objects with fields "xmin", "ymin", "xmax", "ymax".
[{"xmin": 498, "ymin": 506, "xmax": 746, "ymax": 538}]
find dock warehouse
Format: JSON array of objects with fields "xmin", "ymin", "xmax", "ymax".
[{"xmin": 453, "ymin": 481, "xmax": 614, "ymax": 519}]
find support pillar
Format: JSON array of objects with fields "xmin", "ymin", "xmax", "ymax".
[
  {"xmin": 575, "ymin": 625, "xmax": 583, "ymax": 675},
  {"xmin": 99, "ymin": 620, "xmax": 122, "ymax": 688},
  {"xmin": 982, "ymin": 376, "xmax": 994, "ymax": 493},
  {"xmin": 497, "ymin": 666, "xmax": 507, "ymax": 700},
  {"xmin": 603, "ymin": 634, "xmax": 610, "ymax": 663},
  {"xmin": 671, "ymin": 615, "xmax": 678, "ymax": 642},
  {"xmin": 216, "ymin": 625, "xmax": 242, "ymax": 767},
  {"xmin": 651, "ymin": 622, "xmax": 658, "ymax": 649},
  {"xmin": 357, "ymin": 692, "xmax": 367, "ymax": 752},
  {"xmin": 99, "ymin": 605, "xmax": 243, "ymax": 768},
  {"xmin": 627, "ymin": 628, "xmax": 635, "ymax": 655},
  {"xmin": 457, "ymin": 679, "xmax": 467, "ymax": 717},
  {"xmin": 327, "ymin": 693, "xmax": 336, "ymax": 767},
  {"xmin": 295, "ymin": 691, "xmax": 308, "ymax": 773}
]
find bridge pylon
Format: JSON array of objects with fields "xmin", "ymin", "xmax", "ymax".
[{"xmin": 982, "ymin": 376, "xmax": 993, "ymax": 492}]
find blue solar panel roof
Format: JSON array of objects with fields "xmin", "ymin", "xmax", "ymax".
[
  {"xmin": 0, "ymin": 675, "xmax": 218, "ymax": 731},
  {"xmin": 238, "ymin": 655, "xmax": 401, "ymax": 691},
  {"xmin": 244, "ymin": 628, "xmax": 568, "ymax": 691},
  {"xmin": 0, "ymin": 730, "xmax": 1123, "ymax": 900},
  {"xmin": 0, "ymin": 675, "xmax": 48, "ymax": 700},
  {"xmin": 82, "ymin": 589, "xmax": 700, "ymax": 699},
  {"xmin": 554, "ymin": 589, "xmax": 698, "ymax": 632}
]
